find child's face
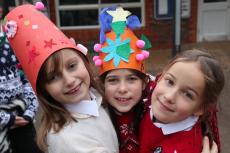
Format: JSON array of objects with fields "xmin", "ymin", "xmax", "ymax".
[
  {"xmin": 104, "ymin": 69, "xmax": 145, "ymax": 113},
  {"xmin": 45, "ymin": 49, "xmax": 91, "ymax": 104},
  {"xmin": 151, "ymin": 61, "xmax": 205, "ymax": 123}
]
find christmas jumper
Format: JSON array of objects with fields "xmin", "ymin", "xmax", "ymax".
[
  {"xmin": 0, "ymin": 33, "xmax": 40, "ymax": 153},
  {"xmin": 111, "ymin": 111, "xmax": 139, "ymax": 153},
  {"xmin": 109, "ymin": 75, "xmax": 157, "ymax": 153},
  {"xmin": 0, "ymin": 35, "xmax": 39, "ymax": 129}
]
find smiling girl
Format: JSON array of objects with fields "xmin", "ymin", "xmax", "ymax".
[
  {"xmin": 139, "ymin": 49, "xmax": 225, "ymax": 153},
  {"xmin": 4, "ymin": 4, "xmax": 118, "ymax": 153}
]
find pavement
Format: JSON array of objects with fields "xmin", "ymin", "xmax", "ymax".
[{"xmin": 146, "ymin": 41, "xmax": 230, "ymax": 153}]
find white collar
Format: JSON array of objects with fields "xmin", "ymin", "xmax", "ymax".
[
  {"xmin": 64, "ymin": 90, "xmax": 99, "ymax": 117},
  {"xmin": 150, "ymin": 108, "xmax": 199, "ymax": 135}
]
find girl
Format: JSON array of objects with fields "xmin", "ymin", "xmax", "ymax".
[
  {"xmin": 92, "ymin": 6, "xmax": 152, "ymax": 153},
  {"xmin": 4, "ymin": 3, "xmax": 118, "ymax": 153},
  {"xmin": 36, "ymin": 48, "xmax": 118, "ymax": 153},
  {"xmin": 139, "ymin": 49, "xmax": 225, "ymax": 153},
  {"xmin": 94, "ymin": 6, "xmax": 218, "ymax": 153},
  {"xmin": 100, "ymin": 69, "xmax": 150, "ymax": 153}
]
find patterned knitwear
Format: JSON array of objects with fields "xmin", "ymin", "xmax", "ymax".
[
  {"xmin": 112, "ymin": 110, "xmax": 139, "ymax": 153},
  {"xmin": 0, "ymin": 33, "xmax": 39, "ymax": 129}
]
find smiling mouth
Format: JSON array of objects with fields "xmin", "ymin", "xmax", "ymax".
[
  {"xmin": 158, "ymin": 99, "xmax": 174, "ymax": 112},
  {"xmin": 115, "ymin": 97, "xmax": 131, "ymax": 103},
  {"xmin": 65, "ymin": 83, "xmax": 81, "ymax": 95}
]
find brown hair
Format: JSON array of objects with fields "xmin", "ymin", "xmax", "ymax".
[
  {"xmin": 100, "ymin": 69, "xmax": 150, "ymax": 145},
  {"xmin": 36, "ymin": 49, "xmax": 103, "ymax": 151},
  {"xmin": 160, "ymin": 49, "xmax": 225, "ymax": 143},
  {"xmin": 161, "ymin": 49, "xmax": 225, "ymax": 113}
]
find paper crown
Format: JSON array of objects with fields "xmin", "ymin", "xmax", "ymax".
[
  {"xmin": 3, "ymin": 3, "xmax": 88, "ymax": 91},
  {"xmin": 93, "ymin": 6, "xmax": 151, "ymax": 75}
]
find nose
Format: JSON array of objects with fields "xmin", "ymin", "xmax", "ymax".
[
  {"xmin": 164, "ymin": 88, "xmax": 177, "ymax": 104},
  {"xmin": 118, "ymin": 81, "xmax": 128, "ymax": 94},
  {"xmin": 63, "ymin": 71, "xmax": 75, "ymax": 88}
]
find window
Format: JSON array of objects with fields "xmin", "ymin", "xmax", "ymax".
[{"xmin": 56, "ymin": 0, "xmax": 144, "ymax": 30}]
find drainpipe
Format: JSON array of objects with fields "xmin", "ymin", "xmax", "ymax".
[{"xmin": 172, "ymin": 0, "xmax": 181, "ymax": 57}]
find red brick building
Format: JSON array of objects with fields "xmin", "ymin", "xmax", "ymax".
[
  {"xmin": 47, "ymin": 0, "xmax": 195, "ymax": 50},
  {"xmin": 2, "ymin": 0, "xmax": 229, "ymax": 50}
]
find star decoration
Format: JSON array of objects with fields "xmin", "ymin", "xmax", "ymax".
[
  {"xmin": 18, "ymin": 14, "xmax": 23, "ymax": 19},
  {"xmin": 26, "ymin": 41, "xmax": 30, "ymax": 46},
  {"xmin": 101, "ymin": 36, "xmax": 134, "ymax": 67},
  {"xmin": 24, "ymin": 20, "xmax": 30, "ymax": 26},
  {"xmin": 28, "ymin": 46, "xmax": 40, "ymax": 63},
  {"xmin": 44, "ymin": 38, "xmax": 57, "ymax": 49},
  {"xmin": 107, "ymin": 7, "xmax": 131, "ymax": 23}
]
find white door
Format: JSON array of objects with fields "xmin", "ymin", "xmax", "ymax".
[{"xmin": 197, "ymin": 0, "xmax": 230, "ymax": 41}]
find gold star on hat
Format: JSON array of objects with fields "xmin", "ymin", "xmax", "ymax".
[{"xmin": 107, "ymin": 7, "xmax": 131, "ymax": 22}]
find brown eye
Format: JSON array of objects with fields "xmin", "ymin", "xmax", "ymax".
[
  {"xmin": 165, "ymin": 79, "xmax": 174, "ymax": 86},
  {"xmin": 183, "ymin": 91, "xmax": 195, "ymax": 100}
]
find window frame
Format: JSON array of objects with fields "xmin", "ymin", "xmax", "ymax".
[{"xmin": 55, "ymin": 0, "xmax": 145, "ymax": 30}]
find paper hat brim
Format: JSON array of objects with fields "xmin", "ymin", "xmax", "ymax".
[{"xmin": 99, "ymin": 28, "xmax": 145, "ymax": 75}]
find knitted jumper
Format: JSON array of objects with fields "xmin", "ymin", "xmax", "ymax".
[
  {"xmin": 139, "ymin": 110, "xmax": 203, "ymax": 153},
  {"xmin": 140, "ymin": 79, "xmax": 221, "ymax": 152},
  {"xmin": 112, "ymin": 111, "xmax": 139, "ymax": 153},
  {"xmin": 0, "ymin": 34, "xmax": 39, "ymax": 129}
]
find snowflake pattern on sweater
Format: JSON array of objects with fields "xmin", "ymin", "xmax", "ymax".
[
  {"xmin": 0, "ymin": 35, "xmax": 39, "ymax": 130},
  {"xmin": 112, "ymin": 111, "xmax": 139, "ymax": 153}
]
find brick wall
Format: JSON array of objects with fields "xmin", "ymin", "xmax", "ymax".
[{"xmin": 49, "ymin": 0, "xmax": 198, "ymax": 50}]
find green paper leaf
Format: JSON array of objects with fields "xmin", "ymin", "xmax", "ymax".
[
  {"xmin": 116, "ymin": 42, "xmax": 131, "ymax": 60},
  {"xmin": 141, "ymin": 34, "xmax": 152, "ymax": 50},
  {"xmin": 111, "ymin": 21, "xmax": 126, "ymax": 35}
]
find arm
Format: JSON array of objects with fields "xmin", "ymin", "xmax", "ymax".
[{"xmin": 20, "ymin": 73, "xmax": 39, "ymax": 121}]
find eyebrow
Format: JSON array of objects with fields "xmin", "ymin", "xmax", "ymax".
[
  {"xmin": 165, "ymin": 72, "xmax": 175, "ymax": 80},
  {"xmin": 166, "ymin": 72, "xmax": 199, "ymax": 96},
  {"xmin": 106, "ymin": 73, "xmax": 136, "ymax": 78},
  {"xmin": 186, "ymin": 86, "xmax": 199, "ymax": 97}
]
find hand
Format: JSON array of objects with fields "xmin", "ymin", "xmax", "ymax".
[
  {"xmin": 14, "ymin": 116, "xmax": 29, "ymax": 127},
  {"xmin": 202, "ymin": 136, "xmax": 218, "ymax": 153}
]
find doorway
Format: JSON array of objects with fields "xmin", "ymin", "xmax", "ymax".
[{"xmin": 197, "ymin": 0, "xmax": 230, "ymax": 41}]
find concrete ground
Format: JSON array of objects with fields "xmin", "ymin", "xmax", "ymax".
[{"xmin": 146, "ymin": 41, "xmax": 230, "ymax": 153}]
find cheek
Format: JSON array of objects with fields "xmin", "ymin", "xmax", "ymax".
[
  {"xmin": 176, "ymin": 102, "xmax": 197, "ymax": 116},
  {"xmin": 45, "ymin": 84, "xmax": 60, "ymax": 97},
  {"xmin": 151, "ymin": 85, "xmax": 161, "ymax": 101},
  {"xmin": 104, "ymin": 85, "xmax": 115, "ymax": 99}
]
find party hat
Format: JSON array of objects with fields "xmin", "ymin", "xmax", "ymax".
[
  {"xmin": 3, "ymin": 3, "xmax": 87, "ymax": 91},
  {"xmin": 93, "ymin": 6, "xmax": 151, "ymax": 75}
]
